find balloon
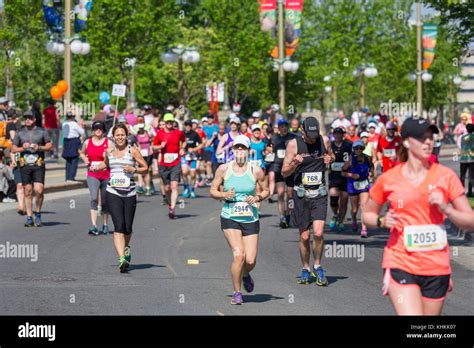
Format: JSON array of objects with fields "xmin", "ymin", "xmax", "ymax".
[
  {"xmin": 50, "ymin": 86, "xmax": 63, "ymax": 100},
  {"xmin": 99, "ymin": 91, "xmax": 110, "ymax": 104},
  {"xmin": 57, "ymin": 80, "xmax": 68, "ymax": 93}
]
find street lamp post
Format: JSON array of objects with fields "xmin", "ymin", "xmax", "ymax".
[
  {"xmin": 64, "ymin": 0, "xmax": 72, "ymax": 105},
  {"xmin": 416, "ymin": 1, "xmax": 422, "ymax": 117},
  {"xmin": 353, "ymin": 64, "xmax": 378, "ymax": 112},
  {"xmin": 161, "ymin": 46, "xmax": 200, "ymax": 118}
]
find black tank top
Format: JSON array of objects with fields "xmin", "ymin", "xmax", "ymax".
[{"xmin": 294, "ymin": 136, "xmax": 327, "ymax": 189}]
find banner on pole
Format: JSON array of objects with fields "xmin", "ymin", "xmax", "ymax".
[
  {"xmin": 422, "ymin": 24, "xmax": 438, "ymax": 71},
  {"xmin": 206, "ymin": 83, "xmax": 224, "ymax": 102}
]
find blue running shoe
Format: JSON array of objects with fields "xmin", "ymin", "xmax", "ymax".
[
  {"xmin": 312, "ymin": 266, "xmax": 329, "ymax": 286},
  {"xmin": 190, "ymin": 191, "xmax": 196, "ymax": 199},
  {"xmin": 329, "ymin": 216, "xmax": 337, "ymax": 231},
  {"xmin": 24, "ymin": 216, "xmax": 34, "ymax": 227},
  {"xmin": 34, "ymin": 212, "xmax": 42, "ymax": 227},
  {"xmin": 298, "ymin": 268, "xmax": 312, "ymax": 284},
  {"xmin": 242, "ymin": 273, "xmax": 254, "ymax": 293},
  {"xmin": 182, "ymin": 189, "xmax": 190, "ymax": 198}
]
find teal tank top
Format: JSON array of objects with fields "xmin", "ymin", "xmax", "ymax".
[{"xmin": 221, "ymin": 161, "xmax": 259, "ymax": 223}]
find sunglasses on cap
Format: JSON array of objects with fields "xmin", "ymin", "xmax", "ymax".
[
  {"xmin": 232, "ymin": 144, "xmax": 248, "ymax": 150},
  {"xmin": 354, "ymin": 146, "xmax": 364, "ymax": 150}
]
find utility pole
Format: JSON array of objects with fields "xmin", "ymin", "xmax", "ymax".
[
  {"xmin": 64, "ymin": 0, "xmax": 72, "ymax": 105},
  {"xmin": 416, "ymin": 1, "xmax": 422, "ymax": 118},
  {"xmin": 277, "ymin": 0, "xmax": 285, "ymax": 116}
]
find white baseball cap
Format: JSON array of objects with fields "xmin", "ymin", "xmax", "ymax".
[
  {"xmin": 251, "ymin": 124, "xmax": 261, "ymax": 131},
  {"xmin": 232, "ymin": 103, "xmax": 241, "ymax": 112},
  {"xmin": 252, "ymin": 111, "xmax": 260, "ymax": 118},
  {"xmin": 233, "ymin": 134, "xmax": 250, "ymax": 148},
  {"xmin": 0, "ymin": 97, "xmax": 9, "ymax": 104},
  {"xmin": 230, "ymin": 116, "xmax": 241, "ymax": 124},
  {"xmin": 271, "ymin": 104, "xmax": 280, "ymax": 112},
  {"xmin": 201, "ymin": 117, "xmax": 208, "ymax": 122},
  {"xmin": 360, "ymin": 131, "xmax": 369, "ymax": 138},
  {"xmin": 192, "ymin": 118, "xmax": 199, "ymax": 124},
  {"xmin": 368, "ymin": 122, "xmax": 377, "ymax": 129}
]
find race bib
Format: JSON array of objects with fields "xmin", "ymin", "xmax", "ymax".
[
  {"xmin": 90, "ymin": 161, "xmax": 102, "ymax": 170},
  {"xmin": 185, "ymin": 154, "xmax": 191, "ymax": 161},
  {"xmin": 383, "ymin": 149, "xmax": 396, "ymax": 157},
  {"xmin": 140, "ymin": 148, "xmax": 149, "ymax": 157},
  {"xmin": 403, "ymin": 225, "xmax": 447, "ymax": 252},
  {"xmin": 331, "ymin": 162, "xmax": 344, "ymax": 171},
  {"xmin": 265, "ymin": 153, "xmax": 275, "ymax": 163},
  {"xmin": 110, "ymin": 174, "xmax": 130, "ymax": 188},
  {"xmin": 353, "ymin": 179, "xmax": 369, "ymax": 190},
  {"xmin": 302, "ymin": 172, "xmax": 323, "ymax": 186},
  {"xmin": 164, "ymin": 153, "xmax": 178, "ymax": 163},
  {"xmin": 229, "ymin": 202, "xmax": 253, "ymax": 218},
  {"xmin": 277, "ymin": 149, "xmax": 286, "ymax": 159},
  {"xmin": 216, "ymin": 152, "xmax": 225, "ymax": 163},
  {"xmin": 24, "ymin": 154, "xmax": 39, "ymax": 165},
  {"xmin": 250, "ymin": 160, "xmax": 262, "ymax": 167}
]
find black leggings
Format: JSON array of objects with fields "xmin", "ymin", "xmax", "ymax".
[{"xmin": 106, "ymin": 192, "xmax": 137, "ymax": 235}]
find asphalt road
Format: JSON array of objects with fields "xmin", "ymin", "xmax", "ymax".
[{"xmin": 0, "ymin": 156, "xmax": 472, "ymax": 316}]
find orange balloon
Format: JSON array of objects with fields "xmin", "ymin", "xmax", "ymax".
[
  {"xmin": 56, "ymin": 80, "xmax": 68, "ymax": 93},
  {"xmin": 50, "ymin": 86, "xmax": 63, "ymax": 100}
]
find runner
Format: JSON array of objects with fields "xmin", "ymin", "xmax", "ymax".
[
  {"xmin": 131, "ymin": 115, "xmax": 156, "ymax": 196},
  {"xmin": 202, "ymin": 115, "xmax": 219, "ymax": 185},
  {"xmin": 267, "ymin": 119, "xmax": 296, "ymax": 228},
  {"xmin": 192, "ymin": 119, "xmax": 207, "ymax": 188},
  {"xmin": 240, "ymin": 121, "xmax": 252, "ymax": 138},
  {"xmin": 181, "ymin": 120, "xmax": 204, "ymax": 199},
  {"xmin": 363, "ymin": 116, "xmax": 474, "ymax": 315},
  {"xmin": 290, "ymin": 118, "xmax": 302, "ymax": 137},
  {"xmin": 281, "ymin": 116, "xmax": 335, "ymax": 286},
  {"xmin": 342, "ymin": 139, "xmax": 374, "ymax": 237},
  {"xmin": 11, "ymin": 111, "xmax": 53, "ymax": 227},
  {"xmin": 209, "ymin": 135, "xmax": 269, "ymax": 305},
  {"xmin": 152, "ymin": 113, "xmax": 186, "ymax": 219},
  {"xmin": 328, "ymin": 127, "xmax": 352, "ymax": 232},
  {"xmin": 90, "ymin": 123, "xmax": 148, "ymax": 273},
  {"xmin": 331, "ymin": 110, "xmax": 351, "ymax": 131},
  {"xmin": 345, "ymin": 125, "xmax": 360, "ymax": 143},
  {"xmin": 216, "ymin": 117, "xmax": 241, "ymax": 164},
  {"xmin": 79, "ymin": 120, "xmax": 112, "ymax": 236},
  {"xmin": 375, "ymin": 121, "xmax": 401, "ymax": 173},
  {"xmin": 206, "ymin": 122, "xmax": 227, "ymax": 174},
  {"xmin": 460, "ymin": 123, "xmax": 474, "ymax": 197}
]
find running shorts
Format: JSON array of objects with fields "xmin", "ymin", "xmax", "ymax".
[
  {"xmin": 382, "ymin": 268, "xmax": 452, "ymax": 301},
  {"xmin": 20, "ymin": 165, "xmax": 46, "ymax": 185},
  {"xmin": 202, "ymin": 150, "xmax": 213, "ymax": 162},
  {"xmin": 159, "ymin": 164, "xmax": 181, "ymax": 185},
  {"xmin": 181, "ymin": 157, "xmax": 197, "ymax": 170},
  {"xmin": 220, "ymin": 216, "xmax": 260, "ymax": 236},
  {"xmin": 290, "ymin": 191, "xmax": 328, "ymax": 231}
]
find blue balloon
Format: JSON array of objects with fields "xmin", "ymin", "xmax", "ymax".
[{"xmin": 99, "ymin": 92, "xmax": 110, "ymax": 104}]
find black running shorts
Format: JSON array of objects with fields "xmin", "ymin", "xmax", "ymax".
[
  {"xmin": 220, "ymin": 216, "xmax": 260, "ymax": 236},
  {"xmin": 290, "ymin": 191, "xmax": 328, "ymax": 231},
  {"xmin": 158, "ymin": 164, "xmax": 181, "ymax": 185},
  {"xmin": 20, "ymin": 165, "xmax": 46, "ymax": 185}
]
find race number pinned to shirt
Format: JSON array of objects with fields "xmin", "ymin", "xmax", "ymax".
[
  {"xmin": 140, "ymin": 148, "xmax": 149, "ymax": 157},
  {"xmin": 265, "ymin": 153, "xmax": 275, "ymax": 163},
  {"xmin": 110, "ymin": 173, "xmax": 130, "ymax": 188},
  {"xmin": 277, "ymin": 149, "xmax": 286, "ymax": 159},
  {"xmin": 383, "ymin": 149, "xmax": 396, "ymax": 157},
  {"xmin": 24, "ymin": 154, "xmax": 39, "ymax": 165},
  {"xmin": 302, "ymin": 172, "xmax": 323, "ymax": 186},
  {"xmin": 230, "ymin": 202, "xmax": 253, "ymax": 218},
  {"xmin": 164, "ymin": 153, "xmax": 178, "ymax": 163},
  {"xmin": 90, "ymin": 161, "xmax": 102, "ymax": 170},
  {"xmin": 331, "ymin": 162, "xmax": 344, "ymax": 171},
  {"xmin": 403, "ymin": 225, "xmax": 447, "ymax": 252},
  {"xmin": 216, "ymin": 152, "xmax": 225, "ymax": 163},
  {"xmin": 250, "ymin": 160, "xmax": 262, "ymax": 167},
  {"xmin": 353, "ymin": 179, "xmax": 369, "ymax": 190},
  {"xmin": 112, "ymin": 84, "xmax": 127, "ymax": 97}
]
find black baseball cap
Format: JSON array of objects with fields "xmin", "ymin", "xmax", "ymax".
[
  {"xmin": 184, "ymin": 120, "xmax": 192, "ymax": 126},
  {"xmin": 92, "ymin": 120, "xmax": 106, "ymax": 131},
  {"xmin": 23, "ymin": 111, "xmax": 35, "ymax": 119},
  {"xmin": 7, "ymin": 108, "xmax": 17, "ymax": 118},
  {"xmin": 333, "ymin": 127, "xmax": 345, "ymax": 134},
  {"xmin": 143, "ymin": 104, "xmax": 152, "ymax": 111},
  {"xmin": 400, "ymin": 117, "xmax": 432, "ymax": 139},
  {"xmin": 302, "ymin": 117, "xmax": 320, "ymax": 138}
]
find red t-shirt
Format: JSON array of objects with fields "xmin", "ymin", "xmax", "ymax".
[
  {"xmin": 369, "ymin": 163, "xmax": 465, "ymax": 276},
  {"xmin": 43, "ymin": 106, "xmax": 59, "ymax": 129},
  {"xmin": 346, "ymin": 134, "xmax": 360, "ymax": 143},
  {"xmin": 376, "ymin": 136, "xmax": 401, "ymax": 172},
  {"xmin": 153, "ymin": 129, "xmax": 185, "ymax": 167},
  {"xmin": 196, "ymin": 128, "xmax": 207, "ymax": 154}
]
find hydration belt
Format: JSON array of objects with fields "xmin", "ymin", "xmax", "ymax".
[{"xmin": 294, "ymin": 185, "xmax": 327, "ymax": 199}]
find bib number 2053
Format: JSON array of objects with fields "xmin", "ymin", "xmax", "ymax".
[{"xmin": 404, "ymin": 225, "xmax": 447, "ymax": 252}]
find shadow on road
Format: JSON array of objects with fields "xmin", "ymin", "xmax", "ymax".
[
  {"xmin": 326, "ymin": 275, "xmax": 349, "ymax": 285},
  {"xmin": 39, "ymin": 211, "xmax": 57, "ymax": 215},
  {"xmin": 226, "ymin": 294, "xmax": 284, "ymax": 303},
  {"xmin": 130, "ymin": 264, "xmax": 166, "ymax": 270},
  {"xmin": 175, "ymin": 214, "xmax": 198, "ymax": 219},
  {"xmin": 41, "ymin": 222, "xmax": 71, "ymax": 227},
  {"xmin": 258, "ymin": 214, "xmax": 274, "ymax": 219}
]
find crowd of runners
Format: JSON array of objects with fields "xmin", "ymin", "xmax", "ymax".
[{"xmin": 1, "ymin": 96, "xmax": 474, "ymax": 314}]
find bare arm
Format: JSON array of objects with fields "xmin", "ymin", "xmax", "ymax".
[
  {"xmin": 281, "ymin": 138, "xmax": 299, "ymax": 178},
  {"xmin": 216, "ymin": 134, "xmax": 229, "ymax": 155},
  {"xmin": 210, "ymin": 164, "xmax": 229, "ymax": 200},
  {"xmin": 437, "ymin": 195, "xmax": 474, "ymax": 232},
  {"xmin": 130, "ymin": 146, "xmax": 149, "ymax": 175},
  {"xmin": 79, "ymin": 139, "xmax": 89, "ymax": 164}
]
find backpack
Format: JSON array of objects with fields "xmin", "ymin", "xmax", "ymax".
[{"xmin": 0, "ymin": 121, "xmax": 11, "ymax": 149}]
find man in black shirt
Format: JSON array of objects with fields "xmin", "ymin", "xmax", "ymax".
[
  {"xmin": 181, "ymin": 120, "xmax": 204, "ymax": 199},
  {"xmin": 268, "ymin": 119, "xmax": 296, "ymax": 228}
]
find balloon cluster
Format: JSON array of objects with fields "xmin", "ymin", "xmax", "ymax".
[
  {"xmin": 74, "ymin": 0, "xmax": 93, "ymax": 33},
  {"xmin": 42, "ymin": 0, "xmax": 64, "ymax": 34},
  {"xmin": 50, "ymin": 80, "xmax": 69, "ymax": 100}
]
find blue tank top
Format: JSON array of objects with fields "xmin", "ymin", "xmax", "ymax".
[
  {"xmin": 348, "ymin": 154, "xmax": 371, "ymax": 183},
  {"xmin": 221, "ymin": 161, "xmax": 258, "ymax": 223},
  {"xmin": 249, "ymin": 139, "xmax": 266, "ymax": 169}
]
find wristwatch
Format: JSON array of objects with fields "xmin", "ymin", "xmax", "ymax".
[
  {"xmin": 377, "ymin": 216, "xmax": 385, "ymax": 228},
  {"xmin": 257, "ymin": 194, "xmax": 264, "ymax": 202}
]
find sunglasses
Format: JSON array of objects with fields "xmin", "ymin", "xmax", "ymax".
[
  {"xmin": 354, "ymin": 147, "xmax": 364, "ymax": 150},
  {"xmin": 232, "ymin": 145, "xmax": 248, "ymax": 150},
  {"xmin": 387, "ymin": 128, "xmax": 396, "ymax": 131}
]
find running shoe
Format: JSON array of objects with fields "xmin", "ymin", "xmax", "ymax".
[
  {"xmin": 190, "ymin": 191, "xmax": 196, "ymax": 199},
  {"xmin": 360, "ymin": 227, "xmax": 368, "ymax": 238},
  {"xmin": 312, "ymin": 266, "xmax": 329, "ymax": 286},
  {"xmin": 119, "ymin": 256, "xmax": 129, "ymax": 273},
  {"xmin": 298, "ymin": 268, "xmax": 312, "ymax": 284},
  {"xmin": 205, "ymin": 179, "xmax": 212, "ymax": 187},
  {"xmin": 336, "ymin": 223, "xmax": 345, "ymax": 233},
  {"xmin": 24, "ymin": 216, "xmax": 34, "ymax": 227},
  {"xmin": 197, "ymin": 180, "xmax": 204, "ymax": 188},
  {"xmin": 2, "ymin": 198, "xmax": 16, "ymax": 203},
  {"xmin": 268, "ymin": 197, "xmax": 276, "ymax": 204},
  {"xmin": 101, "ymin": 224, "xmax": 110, "ymax": 235},
  {"xmin": 168, "ymin": 208, "xmax": 176, "ymax": 220},
  {"xmin": 124, "ymin": 246, "xmax": 131, "ymax": 263},
  {"xmin": 279, "ymin": 216, "xmax": 288, "ymax": 229},
  {"xmin": 136, "ymin": 186, "xmax": 145, "ymax": 195},
  {"xmin": 329, "ymin": 216, "xmax": 338, "ymax": 231},
  {"xmin": 351, "ymin": 222, "xmax": 359, "ymax": 233},
  {"xmin": 162, "ymin": 195, "xmax": 169, "ymax": 206},
  {"xmin": 17, "ymin": 209, "xmax": 25, "ymax": 216},
  {"xmin": 145, "ymin": 188, "xmax": 152, "ymax": 196},
  {"xmin": 242, "ymin": 273, "xmax": 254, "ymax": 293},
  {"xmin": 88, "ymin": 225, "xmax": 100, "ymax": 236},
  {"xmin": 231, "ymin": 292, "xmax": 243, "ymax": 305},
  {"xmin": 182, "ymin": 188, "xmax": 190, "ymax": 198},
  {"xmin": 33, "ymin": 212, "xmax": 42, "ymax": 227}
]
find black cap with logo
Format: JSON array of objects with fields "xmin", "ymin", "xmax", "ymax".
[
  {"xmin": 302, "ymin": 117, "xmax": 320, "ymax": 138},
  {"xmin": 400, "ymin": 117, "xmax": 432, "ymax": 139}
]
